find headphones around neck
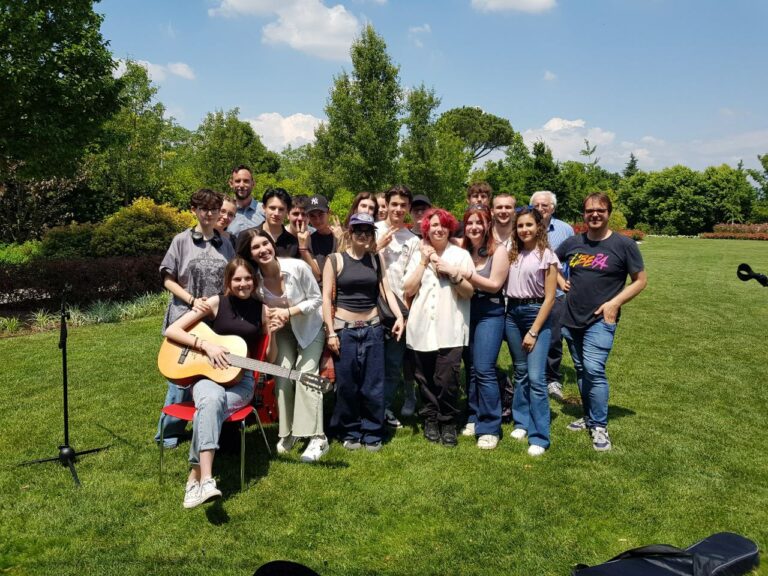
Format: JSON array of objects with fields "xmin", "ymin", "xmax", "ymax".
[{"xmin": 190, "ymin": 228, "xmax": 223, "ymax": 248}]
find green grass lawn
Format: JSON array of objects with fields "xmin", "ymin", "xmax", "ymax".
[{"xmin": 1, "ymin": 237, "xmax": 766, "ymax": 576}]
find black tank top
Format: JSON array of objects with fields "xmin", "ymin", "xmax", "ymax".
[
  {"xmin": 336, "ymin": 252, "xmax": 379, "ymax": 312},
  {"xmin": 208, "ymin": 294, "xmax": 263, "ymax": 357}
]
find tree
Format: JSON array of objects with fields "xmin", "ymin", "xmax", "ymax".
[
  {"xmin": 397, "ymin": 85, "xmax": 472, "ymax": 210},
  {"xmin": 701, "ymin": 164, "xmax": 756, "ymax": 224},
  {"xmin": 312, "ymin": 25, "xmax": 402, "ymax": 195},
  {"xmin": 81, "ymin": 61, "xmax": 167, "ymax": 215},
  {"xmin": 472, "ymin": 133, "xmax": 532, "ymax": 199},
  {"xmin": 579, "ymin": 139, "xmax": 600, "ymax": 168},
  {"xmin": 436, "ymin": 107, "xmax": 516, "ymax": 162},
  {"xmin": 189, "ymin": 108, "xmax": 279, "ymax": 190},
  {"xmin": 0, "ymin": 0, "xmax": 121, "ymax": 180},
  {"xmin": 623, "ymin": 153, "xmax": 639, "ymax": 179},
  {"xmin": 746, "ymin": 154, "xmax": 768, "ymax": 200}
]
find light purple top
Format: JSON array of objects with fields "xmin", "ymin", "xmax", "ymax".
[{"xmin": 505, "ymin": 248, "xmax": 560, "ymax": 299}]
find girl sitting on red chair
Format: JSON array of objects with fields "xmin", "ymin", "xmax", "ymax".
[{"xmin": 164, "ymin": 257, "xmax": 276, "ymax": 509}]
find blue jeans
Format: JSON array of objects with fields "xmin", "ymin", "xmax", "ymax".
[
  {"xmin": 155, "ymin": 382, "xmax": 193, "ymax": 448},
  {"xmin": 466, "ymin": 294, "xmax": 505, "ymax": 436},
  {"xmin": 383, "ymin": 335, "xmax": 410, "ymax": 411},
  {"xmin": 505, "ymin": 303, "xmax": 552, "ymax": 448},
  {"xmin": 330, "ymin": 324, "xmax": 385, "ymax": 445},
  {"xmin": 562, "ymin": 320, "xmax": 616, "ymax": 429}
]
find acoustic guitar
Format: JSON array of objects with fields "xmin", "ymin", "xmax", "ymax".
[{"xmin": 157, "ymin": 322, "xmax": 332, "ymax": 393}]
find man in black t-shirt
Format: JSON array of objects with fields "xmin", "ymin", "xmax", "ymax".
[{"xmin": 555, "ymin": 192, "xmax": 647, "ymax": 452}]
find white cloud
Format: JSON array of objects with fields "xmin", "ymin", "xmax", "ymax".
[
  {"xmin": 166, "ymin": 62, "xmax": 196, "ymax": 80},
  {"xmin": 408, "ymin": 23, "xmax": 431, "ymax": 48},
  {"xmin": 208, "ymin": 0, "xmax": 283, "ymax": 17},
  {"xmin": 115, "ymin": 59, "xmax": 196, "ymax": 83},
  {"xmin": 471, "ymin": 0, "xmax": 556, "ymax": 14},
  {"xmin": 519, "ymin": 117, "xmax": 768, "ymax": 171},
  {"xmin": 543, "ymin": 70, "xmax": 557, "ymax": 81},
  {"xmin": 523, "ymin": 116, "xmax": 616, "ymax": 164},
  {"xmin": 247, "ymin": 112, "xmax": 322, "ymax": 151},
  {"xmin": 209, "ymin": 0, "xmax": 361, "ymax": 61}
]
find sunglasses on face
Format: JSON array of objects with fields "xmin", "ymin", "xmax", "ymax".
[
  {"xmin": 584, "ymin": 208, "xmax": 609, "ymax": 215},
  {"xmin": 352, "ymin": 228, "xmax": 374, "ymax": 238}
]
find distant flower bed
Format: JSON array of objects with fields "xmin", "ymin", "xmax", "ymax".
[
  {"xmin": 712, "ymin": 223, "xmax": 768, "ymax": 234},
  {"xmin": 700, "ymin": 223, "xmax": 768, "ymax": 241},
  {"xmin": 699, "ymin": 232, "xmax": 768, "ymax": 241},
  {"xmin": 571, "ymin": 224, "xmax": 645, "ymax": 241}
]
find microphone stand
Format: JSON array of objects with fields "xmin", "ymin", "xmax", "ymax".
[{"xmin": 19, "ymin": 287, "xmax": 109, "ymax": 486}]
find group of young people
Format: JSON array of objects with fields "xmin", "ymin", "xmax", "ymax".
[{"xmin": 156, "ymin": 165, "xmax": 647, "ymax": 509}]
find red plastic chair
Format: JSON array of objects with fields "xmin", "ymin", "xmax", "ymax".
[{"xmin": 159, "ymin": 333, "xmax": 272, "ymax": 491}]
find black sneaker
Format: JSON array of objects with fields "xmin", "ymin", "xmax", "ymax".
[
  {"xmin": 440, "ymin": 423, "xmax": 458, "ymax": 447},
  {"xmin": 423, "ymin": 420, "xmax": 440, "ymax": 443}
]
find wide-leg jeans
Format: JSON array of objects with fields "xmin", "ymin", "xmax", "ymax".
[
  {"xmin": 466, "ymin": 295, "xmax": 505, "ymax": 436},
  {"xmin": 505, "ymin": 303, "xmax": 552, "ymax": 448},
  {"xmin": 331, "ymin": 324, "xmax": 385, "ymax": 445},
  {"xmin": 561, "ymin": 320, "xmax": 616, "ymax": 429}
]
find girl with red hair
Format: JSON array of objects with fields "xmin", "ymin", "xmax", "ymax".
[{"xmin": 403, "ymin": 208, "xmax": 474, "ymax": 446}]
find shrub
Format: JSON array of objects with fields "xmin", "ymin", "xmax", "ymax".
[
  {"xmin": 571, "ymin": 223, "xmax": 646, "ymax": 241},
  {"xmin": 0, "ymin": 255, "xmax": 163, "ymax": 308},
  {"xmin": 91, "ymin": 197, "xmax": 196, "ymax": 257},
  {"xmin": 40, "ymin": 222, "xmax": 96, "ymax": 259},
  {"xmin": 0, "ymin": 316, "xmax": 22, "ymax": 333},
  {"xmin": 712, "ymin": 223, "xmax": 768, "ymax": 234},
  {"xmin": 0, "ymin": 241, "xmax": 42, "ymax": 265},
  {"xmin": 699, "ymin": 233, "xmax": 768, "ymax": 241}
]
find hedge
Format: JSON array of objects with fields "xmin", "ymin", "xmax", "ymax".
[
  {"xmin": 699, "ymin": 233, "xmax": 768, "ymax": 241},
  {"xmin": 0, "ymin": 255, "xmax": 163, "ymax": 309}
]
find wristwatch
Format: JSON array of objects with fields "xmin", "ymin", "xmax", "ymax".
[{"xmin": 528, "ymin": 329, "xmax": 538, "ymax": 338}]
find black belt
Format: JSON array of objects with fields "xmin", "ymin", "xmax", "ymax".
[
  {"xmin": 508, "ymin": 297, "xmax": 545, "ymax": 306},
  {"xmin": 334, "ymin": 316, "xmax": 381, "ymax": 330}
]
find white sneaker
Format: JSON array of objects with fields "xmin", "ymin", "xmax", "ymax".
[
  {"xmin": 476, "ymin": 434, "xmax": 498, "ymax": 450},
  {"xmin": 548, "ymin": 382, "xmax": 564, "ymax": 402},
  {"xmin": 300, "ymin": 436, "xmax": 329, "ymax": 462},
  {"xmin": 276, "ymin": 435, "xmax": 296, "ymax": 454},
  {"xmin": 510, "ymin": 428, "xmax": 527, "ymax": 441},
  {"xmin": 527, "ymin": 445, "xmax": 546, "ymax": 457},
  {"xmin": 198, "ymin": 477, "xmax": 222, "ymax": 504},
  {"xmin": 461, "ymin": 422, "xmax": 476, "ymax": 437},
  {"xmin": 182, "ymin": 480, "xmax": 201, "ymax": 509}
]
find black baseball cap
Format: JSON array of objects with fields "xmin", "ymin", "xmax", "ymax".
[
  {"xmin": 307, "ymin": 194, "xmax": 329, "ymax": 213},
  {"xmin": 411, "ymin": 194, "xmax": 432, "ymax": 208}
]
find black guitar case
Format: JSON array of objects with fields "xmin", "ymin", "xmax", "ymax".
[{"xmin": 572, "ymin": 532, "xmax": 759, "ymax": 576}]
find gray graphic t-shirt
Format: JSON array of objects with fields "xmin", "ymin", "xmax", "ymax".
[{"xmin": 159, "ymin": 230, "xmax": 235, "ymax": 332}]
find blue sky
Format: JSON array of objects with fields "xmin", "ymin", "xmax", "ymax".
[{"xmin": 99, "ymin": 0, "xmax": 768, "ymax": 173}]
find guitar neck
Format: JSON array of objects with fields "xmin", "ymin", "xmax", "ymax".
[{"xmin": 226, "ymin": 354, "xmax": 315, "ymax": 390}]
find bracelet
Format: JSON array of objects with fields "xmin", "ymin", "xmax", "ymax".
[
  {"xmin": 193, "ymin": 336, "xmax": 199, "ymax": 350},
  {"xmin": 528, "ymin": 330, "xmax": 538, "ymax": 338},
  {"xmin": 287, "ymin": 307, "xmax": 293, "ymax": 317},
  {"xmin": 327, "ymin": 334, "xmax": 339, "ymax": 340},
  {"xmin": 188, "ymin": 295, "xmax": 194, "ymax": 306},
  {"xmin": 299, "ymin": 248, "xmax": 309, "ymax": 252},
  {"xmin": 450, "ymin": 273, "xmax": 462, "ymax": 285}
]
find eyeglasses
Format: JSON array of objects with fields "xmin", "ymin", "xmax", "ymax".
[
  {"xmin": 352, "ymin": 229, "xmax": 374, "ymax": 238},
  {"xmin": 584, "ymin": 208, "xmax": 608, "ymax": 215},
  {"xmin": 195, "ymin": 207, "xmax": 220, "ymax": 214},
  {"xmin": 532, "ymin": 203, "xmax": 551, "ymax": 209}
]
